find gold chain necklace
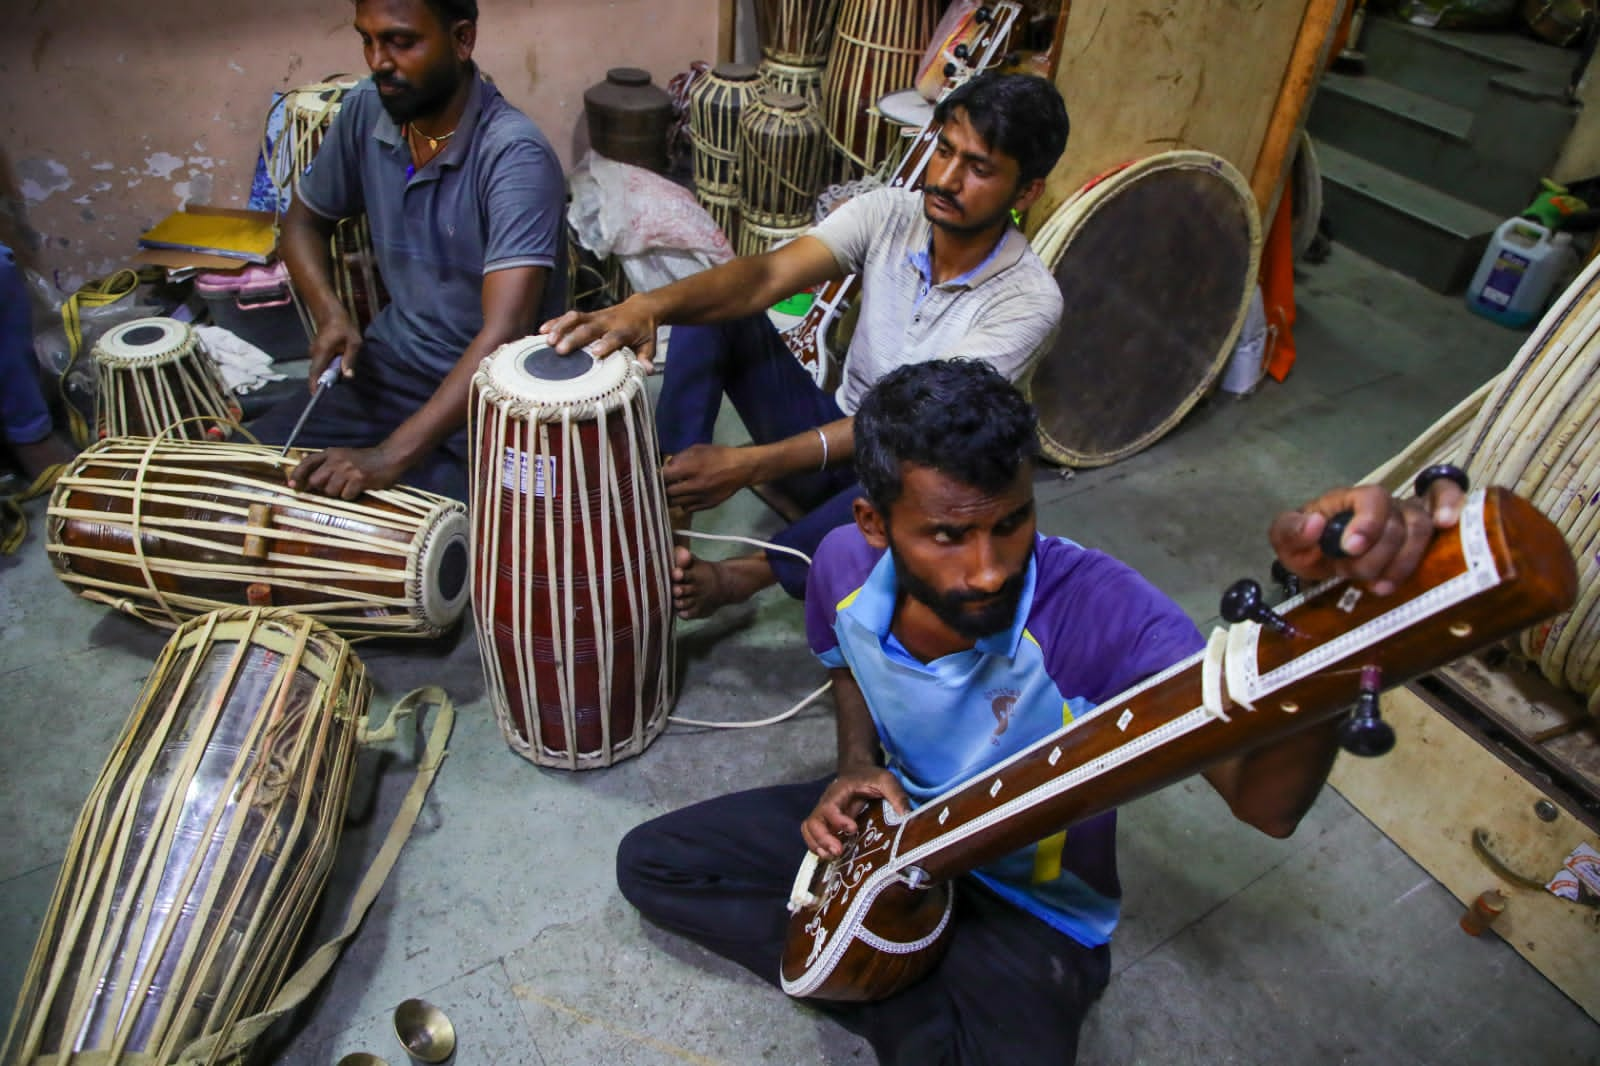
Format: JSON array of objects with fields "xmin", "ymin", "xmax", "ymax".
[{"xmin": 405, "ymin": 122, "xmax": 457, "ymax": 152}]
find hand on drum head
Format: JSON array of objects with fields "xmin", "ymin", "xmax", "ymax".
[
  {"xmin": 1268, "ymin": 480, "xmax": 1466, "ymax": 597},
  {"xmin": 540, "ymin": 298, "xmax": 659, "ymax": 373},
  {"xmin": 288, "ymin": 445, "xmax": 400, "ymax": 501},
  {"xmin": 802, "ymin": 768, "xmax": 911, "ymax": 861},
  {"xmin": 663, "ymin": 444, "xmax": 758, "ymax": 513},
  {"xmin": 307, "ymin": 310, "xmax": 364, "ymax": 389}
]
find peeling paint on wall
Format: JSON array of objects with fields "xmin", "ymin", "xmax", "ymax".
[
  {"xmin": 18, "ymin": 158, "xmax": 71, "ymax": 205},
  {"xmin": 143, "ymin": 152, "xmax": 186, "ymax": 180}
]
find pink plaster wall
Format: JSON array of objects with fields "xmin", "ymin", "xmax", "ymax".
[{"xmin": 0, "ymin": 0, "xmax": 718, "ymax": 294}]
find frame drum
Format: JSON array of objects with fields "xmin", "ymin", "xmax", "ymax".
[
  {"xmin": 469, "ymin": 336, "xmax": 675, "ymax": 770},
  {"xmin": 46, "ymin": 437, "xmax": 470, "ymax": 639},
  {"xmin": 1028, "ymin": 151, "xmax": 1262, "ymax": 467},
  {"xmin": 1, "ymin": 608, "xmax": 369, "ymax": 1066},
  {"xmin": 93, "ymin": 317, "xmax": 240, "ymax": 442}
]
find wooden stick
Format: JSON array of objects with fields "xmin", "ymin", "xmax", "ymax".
[{"xmin": 1250, "ymin": 0, "xmax": 1346, "ymax": 219}]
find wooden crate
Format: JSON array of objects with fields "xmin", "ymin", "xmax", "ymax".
[{"xmin": 1330, "ymin": 656, "xmax": 1600, "ymax": 1021}]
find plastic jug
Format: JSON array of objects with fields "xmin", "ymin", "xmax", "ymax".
[{"xmin": 1466, "ymin": 218, "xmax": 1578, "ymax": 328}]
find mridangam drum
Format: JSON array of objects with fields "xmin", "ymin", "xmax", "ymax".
[
  {"xmin": 93, "ymin": 317, "xmax": 240, "ymax": 442},
  {"xmin": 1028, "ymin": 151, "xmax": 1263, "ymax": 467},
  {"xmin": 46, "ymin": 437, "xmax": 470, "ymax": 639},
  {"xmin": 689, "ymin": 62, "xmax": 764, "ymax": 246},
  {"xmin": 274, "ymin": 76, "xmax": 388, "ymax": 333},
  {"xmin": 2, "ymin": 608, "xmax": 370, "ymax": 1066},
  {"xmin": 738, "ymin": 91, "xmax": 830, "ymax": 257},
  {"xmin": 470, "ymin": 337, "xmax": 675, "ymax": 770},
  {"xmin": 822, "ymin": 0, "xmax": 944, "ymax": 175}
]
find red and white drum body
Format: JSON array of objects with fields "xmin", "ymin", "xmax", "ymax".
[{"xmin": 469, "ymin": 337, "xmax": 676, "ymax": 770}]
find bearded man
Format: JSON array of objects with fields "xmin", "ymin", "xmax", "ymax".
[{"xmin": 252, "ymin": 0, "xmax": 565, "ymax": 501}]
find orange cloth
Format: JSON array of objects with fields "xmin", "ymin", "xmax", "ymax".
[{"xmin": 1262, "ymin": 181, "xmax": 1297, "ymax": 383}]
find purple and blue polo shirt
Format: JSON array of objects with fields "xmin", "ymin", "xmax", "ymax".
[{"xmin": 805, "ymin": 524, "xmax": 1203, "ymax": 947}]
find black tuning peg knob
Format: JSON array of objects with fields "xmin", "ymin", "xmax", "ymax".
[
  {"xmin": 1320, "ymin": 508, "xmax": 1354, "ymax": 559},
  {"xmin": 1270, "ymin": 559, "xmax": 1301, "ymax": 599},
  {"xmin": 954, "ymin": 42, "xmax": 970, "ymax": 60},
  {"xmin": 1338, "ymin": 665, "xmax": 1395, "ymax": 757},
  {"xmin": 975, "ymin": 6, "xmax": 993, "ymax": 24},
  {"xmin": 944, "ymin": 61, "xmax": 958, "ymax": 77},
  {"xmin": 1220, "ymin": 579, "xmax": 1298, "ymax": 637}
]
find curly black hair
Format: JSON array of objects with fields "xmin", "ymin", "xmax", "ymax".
[
  {"xmin": 854, "ymin": 359, "xmax": 1038, "ymax": 513},
  {"xmin": 933, "ymin": 72, "xmax": 1070, "ymax": 185},
  {"xmin": 356, "ymin": 0, "xmax": 478, "ymax": 27}
]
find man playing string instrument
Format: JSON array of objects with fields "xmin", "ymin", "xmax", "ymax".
[
  {"xmin": 616, "ymin": 359, "xmax": 1465, "ymax": 1063},
  {"xmin": 543, "ymin": 72, "xmax": 1070, "ymax": 620},
  {"xmin": 252, "ymin": 0, "xmax": 566, "ymax": 501}
]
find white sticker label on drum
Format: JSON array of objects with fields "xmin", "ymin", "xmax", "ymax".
[{"xmin": 503, "ymin": 448, "xmax": 555, "ymax": 496}]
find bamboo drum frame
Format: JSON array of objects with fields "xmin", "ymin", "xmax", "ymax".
[
  {"xmin": 1, "ymin": 608, "xmax": 370, "ymax": 1066},
  {"xmin": 93, "ymin": 319, "xmax": 241, "ymax": 443},
  {"xmin": 468, "ymin": 337, "xmax": 676, "ymax": 770},
  {"xmin": 738, "ymin": 92, "xmax": 829, "ymax": 257},
  {"xmin": 46, "ymin": 437, "xmax": 471, "ymax": 639},
  {"xmin": 754, "ymin": 0, "xmax": 844, "ymax": 67},
  {"xmin": 822, "ymin": 0, "xmax": 945, "ymax": 175},
  {"xmin": 689, "ymin": 63, "xmax": 763, "ymax": 247}
]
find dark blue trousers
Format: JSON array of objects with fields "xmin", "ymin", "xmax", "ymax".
[
  {"xmin": 657, "ymin": 315, "xmax": 862, "ymax": 598},
  {"xmin": 246, "ymin": 341, "xmax": 468, "ymax": 501},
  {"xmin": 0, "ymin": 244, "xmax": 51, "ymax": 447},
  {"xmin": 616, "ymin": 778, "xmax": 1111, "ymax": 1065}
]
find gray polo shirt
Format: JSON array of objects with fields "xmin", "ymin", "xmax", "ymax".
[
  {"xmin": 299, "ymin": 70, "xmax": 566, "ymax": 380},
  {"xmin": 810, "ymin": 187, "xmax": 1061, "ymax": 414}
]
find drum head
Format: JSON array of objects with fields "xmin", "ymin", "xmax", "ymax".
[
  {"xmin": 1029, "ymin": 151, "xmax": 1262, "ymax": 467},
  {"xmin": 416, "ymin": 505, "xmax": 471, "ymax": 632},
  {"xmin": 96, "ymin": 318, "xmax": 194, "ymax": 366},
  {"xmin": 479, "ymin": 335, "xmax": 640, "ymax": 411},
  {"xmin": 877, "ymin": 89, "xmax": 933, "ymax": 129}
]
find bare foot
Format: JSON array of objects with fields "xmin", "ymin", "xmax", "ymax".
[
  {"xmin": 671, "ymin": 545, "xmax": 777, "ymax": 619},
  {"xmin": 12, "ymin": 433, "xmax": 76, "ymax": 483}
]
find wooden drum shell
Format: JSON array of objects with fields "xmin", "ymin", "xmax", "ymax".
[
  {"xmin": 1, "ymin": 608, "xmax": 369, "ymax": 1065},
  {"xmin": 737, "ymin": 92, "xmax": 829, "ymax": 256},
  {"xmin": 822, "ymin": 0, "xmax": 944, "ymax": 175},
  {"xmin": 93, "ymin": 318, "xmax": 240, "ymax": 442},
  {"xmin": 689, "ymin": 63, "xmax": 764, "ymax": 247},
  {"xmin": 46, "ymin": 438, "xmax": 471, "ymax": 639},
  {"xmin": 754, "ymin": 0, "xmax": 844, "ymax": 67},
  {"xmin": 469, "ymin": 339, "xmax": 676, "ymax": 770}
]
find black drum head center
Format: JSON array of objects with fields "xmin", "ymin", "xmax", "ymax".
[
  {"xmin": 521, "ymin": 345, "xmax": 593, "ymax": 382},
  {"xmin": 124, "ymin": 324, "xmax": 167, "ymax": 347}
]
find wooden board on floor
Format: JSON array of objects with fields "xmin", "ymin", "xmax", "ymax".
[{"xmin": 1330, "ymin": 685, "xmax": 1600, "ymax": 1022}]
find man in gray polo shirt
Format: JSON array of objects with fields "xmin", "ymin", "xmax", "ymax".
[
  {"xmin": 544, "ymin": 72, "xmax": 1068, "ymax": 619},
  {"xmin": 251, "ymin": 0, "xmax": 565, "ymax": 501}
]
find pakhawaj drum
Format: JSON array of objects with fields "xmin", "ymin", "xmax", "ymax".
[
  {"xmin": 1, "ymin": 608, "xmax": 369, "ymax": 1066},
  {"xmin": 822, "ymin": 0, "xmax": 944, "ymax": 176},
  {"xmin": 46, "ymin": 437, "xmax": 470, "ymax": 639},
  {"xmin": 93, "ymin": 318, "xmax": 241, "ymax": 442},
  {"xmin": 470, "ymin": 336, "xmax": 676, "ymax": 770},
  {"xmin": 754, "ymin": 0, "xmax": 844, "ymax": 107},
  {"xmin": 688, "ymin": 62, "xmax": 764, "ymax": 248},
  {"xmin": 738, "ymin": 91, "xmax": 830, "ymax": 257}
]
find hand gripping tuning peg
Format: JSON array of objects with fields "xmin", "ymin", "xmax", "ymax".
[
  {"xmin": 1320, "ymin": 465, "xmax": 1469, "ymax": 560},
  {"xmin": 1220, "ymin": 578, "xmax": 1299, "ymax": 637},
  {"xmin": 1270, "ymin": 559, "xmax": 1302, "ymax": 599},
  {"xmin": 1338, "ymin": 664, "xmax": 1395, "ymax": 757}
]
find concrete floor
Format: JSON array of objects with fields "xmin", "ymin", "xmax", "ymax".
[{"xmin": 3, "ymin": 246, "xmax": 1597, "ymax": 1065}]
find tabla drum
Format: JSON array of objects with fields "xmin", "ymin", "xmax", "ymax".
[
  {"xmin": 738, "ymin": 91, "xmax": 830, "ymax": 257},
  {"xmin": 759, "ymin": 58, "xmax": 826, "ymax": 110},
  {"xmin": 755, "ymin": 0, "xmax": 844, "ymax": 67},
  {"xmin": 93, "ymin": 317, "xmax": 241, "ymax": 442},
  {"xmin": 1028, "ymin": 151, "xmax": 1262, "ymax": 467},
  {"xmin": 469, "ymin": 336, "xmax": 675, "ymax": 770},
  {"xmin": 822, "ymin": 0, "xmax": 944, "ymax": 175},
  {"xmin": 275, "ymin": 76, "xmax": 388, "ymax": 332},
  {"xmin": 46, "ymin": 437, "xmax": 470, "ymax": 639},
  {"xmin": 1, "ymin": 608, "xmax": 369, "ymax": 1066},
  {"xmin": 689, "ymin": 62, "xmax": 764, "ymax": 246}
]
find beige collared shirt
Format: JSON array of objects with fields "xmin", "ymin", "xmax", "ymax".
[{"xmin": 811, "ymin": 187, "xmax": 1062, "ymax": 414}]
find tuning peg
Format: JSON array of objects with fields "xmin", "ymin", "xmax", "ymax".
[
  {"xmin": 1319, "ymin": 508, "xmax": 1354, "ymax": 559},
  {"xmin": 975, "ymin": 6, "xmax": 993, "ymax": 23},
  {"xmin": 1270, "ymin": 559, "xmax": 1301, "ymax": 599},
  {"xmin": 954, "ymin": 42, "xmax": 970, "ymax": 60},
  {"xmin": 1338, "ymin": 665, "xmax": 1395, "ymax": 757},
  {"xmin": 1414, "ymin": 463, "xmax": 1469, "ymax": 499},
  {"xmin": 944, "ymin": 61, "xmax": 958, "ymax": 77},
  {"xmin": 1220, "ymin": 579, "xmax": 1298, "ymax": 637}
]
